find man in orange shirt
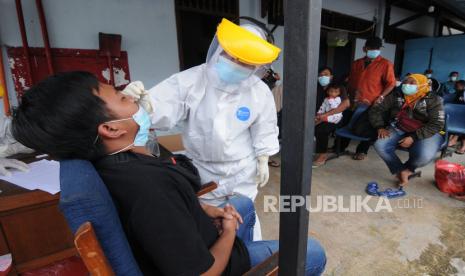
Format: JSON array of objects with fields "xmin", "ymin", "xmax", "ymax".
[{"xmin": 340, "ymin": 37, "xmax": 396, "ymax": 160}]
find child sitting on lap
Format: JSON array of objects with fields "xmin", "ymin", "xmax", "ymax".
[{"xmin": 313, "ymin": 83, "xmax": 346, "ymax": 167}]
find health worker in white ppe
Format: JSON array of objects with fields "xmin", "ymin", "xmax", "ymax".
[
  {"xmin": 122, "ymin": 18, "xmax": 281, "ymax": 240},
  {"xmin": 0, "ymin": 115, "xmax": 32, "ymax": 176}
]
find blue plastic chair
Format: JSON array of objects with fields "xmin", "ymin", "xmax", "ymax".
[
  {"xmin": 444, "ymin": 104, "xmax": 465, "ymax": 135},
  {"xmin": 59, "ymin": 159, "xmax": 143, "ymax": 276},
  {"xmin": 335, "ymin": 104, "xmax": 371, "ymax": 156},
  {"xmin": 442, "ymin": 93, "xmax": 457, "ymax": 104}
]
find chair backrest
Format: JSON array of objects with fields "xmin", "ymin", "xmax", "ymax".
[
  {"xmin": 442, "ymin": 93, "xmax": 457, "ymax": 104},
  {"xmin": 59, "ymin": 159, "xmax": 142, "ymax": 276},
  {"xmin": 74, "ymin": 222, "xmax": 114, "ymax": 276},
  {"xmin": 444, "ymin": 104, "xmax": 465, "ymax": 135},
  {"xmin": 347, "ymin": 104, "xmax": 369, "ymax": 129}
]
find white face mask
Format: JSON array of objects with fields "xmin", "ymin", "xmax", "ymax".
[{"xmin": 451, "ymin": 76, "xmax": 458, "ymax": 82}]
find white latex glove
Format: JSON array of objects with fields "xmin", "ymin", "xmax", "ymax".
[
  {"xmin": 0, "ymin": 158, "xmax": 29, "ymax": 176},
  {"xmin": 256, "ymin": 155, "xmax": 270, "ymax": 187},
  {"xmin": 121, "ymin": 81, "xmax": 154, "ymax": 114},
  {"xmin": 0, "ymin": 143, "xmax": 34, "ymax": 158}
]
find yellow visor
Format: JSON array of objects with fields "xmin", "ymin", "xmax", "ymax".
[{"xmin": 216, "ymin": 18, "xmax": 281, "ymax": 66}]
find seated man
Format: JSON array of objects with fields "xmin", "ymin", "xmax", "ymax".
[
  {"xmin": 369, "ymin": 74, "xmax": 445, "ymax": 187},
  {"xmin": 12, "ymin": 71, "xmax": 326, "ymax": 276}
]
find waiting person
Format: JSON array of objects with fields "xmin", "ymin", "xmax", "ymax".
[
  {"xmin": 313, "ymin": 83, "xmax": 346, "ymax": 167},
  {"xmin": 424, "ymin": 69, "xmax": 433, "ymax": 79},
  {"xmin": 369, "ymin": 74, "xmax": 445, "ymax": 187},
  {"xmin": 447, "ymin": 80, "xmax": 465, "ymax": 154},
  {"xmin": 442, "ymin": 71, "xmax": 459, "ymax": 95},
  {"xmin": 316, "ymin": 67, "xmax": 333, "ymax": 110},
  {"xmin": 12, "ymin": 71, "xmax": 327, "ymax": 276},
  {"xmin": 340, "ymin": 37, "xmax": 396, "ymax": 160}
]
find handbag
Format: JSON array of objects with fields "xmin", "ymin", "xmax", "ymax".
[{"xmin": 396, "ymin": 103, "xmax": 424, "ymax": 133}]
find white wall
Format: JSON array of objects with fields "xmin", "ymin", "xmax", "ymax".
[{"xmin": 0, "ymin": 0, "xmax": 179, "ymax": 108}]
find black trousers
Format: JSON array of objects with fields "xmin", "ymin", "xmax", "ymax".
[{"xmin": 315, "ymin": 122, "xmax": 337, "ymax": 153}]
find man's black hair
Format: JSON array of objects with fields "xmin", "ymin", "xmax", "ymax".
[
  {"xmin": 12, "ymin": 71, "xmax": 113, "ymax": 160},
  {"xmin": 365, "ymin": 37, "xmax": 383, "ymax": 49},
  {"xmin": 450, "ymin": 71, "xmax": 459, "ymax": 76}
]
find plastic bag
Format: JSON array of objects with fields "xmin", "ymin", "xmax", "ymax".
[{"xmin": 435, "ymin": 160, "xmax": 465, "ymax": 195}]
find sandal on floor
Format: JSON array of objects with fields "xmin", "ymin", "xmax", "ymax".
[
  {"xmin": 352, "ymin": 153, "xmax": 366, "ymax": 160},
  {"xmin": 268, "ymin": 160, "xmax": 281, "ymax": 167},
  {"xmin": 312, "ymin": 160, "xmax": 325, "ymax": 168},
  {"xmin": 455, "ymin": 149, "xmax": 465, "ymax": 155}
]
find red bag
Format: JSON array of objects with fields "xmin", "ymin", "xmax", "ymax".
[
  {"xmin": 396, "ymin": 103, "xmax": 424, "ymax": 133},
  {"xmin": 435, "ymin": 160, "xmax": 465, "ymax": 195}
]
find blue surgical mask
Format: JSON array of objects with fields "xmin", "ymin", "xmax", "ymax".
[
  {"xmin": 215, "ymin": 55, "xmax": 254, "ymax": 84},
  {"xmin": 131, "ymin": 106, "xmax": 151, "ymax": 146},
  {"xmin": 401, "ymin": 84, "xmax": 418, "ymax": 95},
  {"xmin": 366, "ymin": 50, "xmax": 381, "ymax": 59},
  {"xmin": 103, "ymin": 105, "xmax": 152, "ymax": 155},
  {"xmin": 318, "ymin": 76, "xmax": 331, "ymax": 86},
  {"xmin": 426, "ymin": 74, "xmax": 432, "ymax": 78}
]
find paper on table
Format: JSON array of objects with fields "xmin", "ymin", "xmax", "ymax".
[{"xmin": 0, "ymin": 159, "xmax": 60, "ymax": 194}]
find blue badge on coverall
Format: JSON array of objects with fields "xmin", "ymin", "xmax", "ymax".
[{"xmin": 236, "ymin": 107, "xmax": 251, "ymax": 121}]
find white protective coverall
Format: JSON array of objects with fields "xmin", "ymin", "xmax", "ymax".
[
  {"xmin": 0, "ymin": 115, "xmax": 32, "ymax": 175},
  {"xmin": 124, "ymin": 20, "xmax": 281, "ymax": 240},
  {"xmin": 147, "ymin": 64, "xmax": 279, "ymax": 205}
]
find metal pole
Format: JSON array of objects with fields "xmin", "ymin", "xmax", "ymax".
[
  {"xmin": 14, "ymin": 0, "xmax": 34, "ymax": 86},
  {"xmin": 279, "ymin": 0, "xmax": 321, "ymax": 275},
  {"xmin": 375, "ymin": 0, "xmax": 386, "ymax": 38},
  {"xmin": 35, "ymin": 0, "xmax": 54, "ymax": 75}
]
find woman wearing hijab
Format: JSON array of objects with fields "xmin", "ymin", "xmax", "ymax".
[{"xmin": 369, "ymin": 74, "xmax": 445, "ymax": 187}]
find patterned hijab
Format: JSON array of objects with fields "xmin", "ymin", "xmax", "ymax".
[{"xmin": 404, "ymin": 73, "xmax": 430, "ymax": 107}]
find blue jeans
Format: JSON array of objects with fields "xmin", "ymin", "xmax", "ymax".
[
  {"xmin": 374, "ymin": 127, "xmax": 443, "ymax": 174},
  {"xmin": 224, "ymin": 195, "xmax": 327, "ymax": 276}
]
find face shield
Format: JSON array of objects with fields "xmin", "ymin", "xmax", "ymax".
[{"xmin": 205, "ymin": 19, "xmax": 281, "ymax": 92}]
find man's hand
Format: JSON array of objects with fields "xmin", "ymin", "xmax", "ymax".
[
  {"xmin": 221, "ymin": 208, "xmax": 239, "ymax": 234},
  {"xmin": 121, "ymin": 81, "xmax": 154, "ymax": 113},
  {"xmin": 375, "ymin": 95, "xmax": 385, "ymax": 104},
  {"xmin": 398, "ymin": 136, "xmax": 414, "ymax": 148},
  {"xmin": 378, "ymin": 128, "xmax": 390, "ymax": 139},
  {"xmin": 256, "ymin": 156, "xmax": 270, "ymax": 187}
]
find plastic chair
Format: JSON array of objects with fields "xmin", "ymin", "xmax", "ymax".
[
  {"xmin": 61, "ymin": 159, "xmax": 276, "ymax": 275},
  {"xmin": 442, "ymin": 93, "xmax": 457, "ymax": 104},
  {"xmin": 444, "ymin": 104, "xmax": 465, "ymax": 135},
  {"xmin": 335, "ymin": 104, "xmax": 371, "ymax": 156},
  {"xmin": 59, "ymin": 159, "xmax": 143, "ymax": 276}
]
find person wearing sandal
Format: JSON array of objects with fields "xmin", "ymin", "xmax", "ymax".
[
  {"xmin": 447, "ymin": 80, "xmax": 465, "ymax": 154},
  {"xmin": 369, "ymin": 74, "xmax": 445, "ymax": 187},
  {"xmin": 340, "ymin": 37, "xmax": 396, "ymax": 161}
]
